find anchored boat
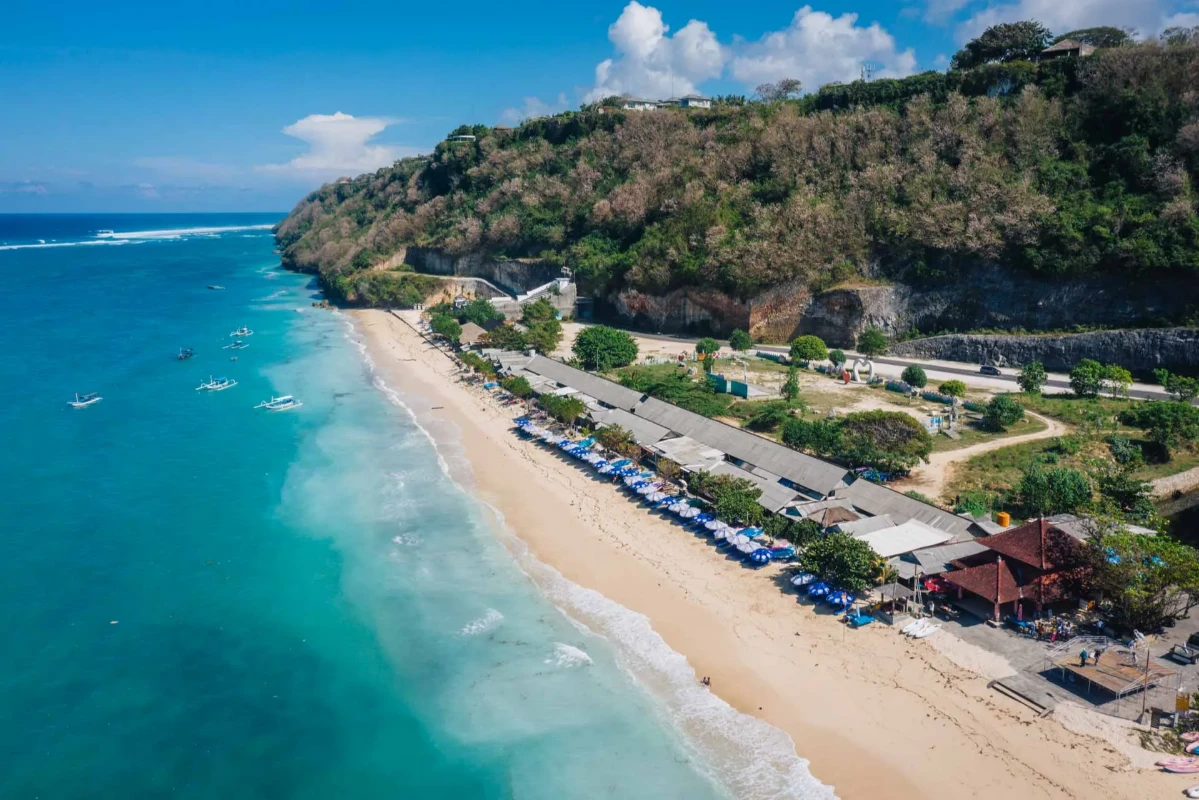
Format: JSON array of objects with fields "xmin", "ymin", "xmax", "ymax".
[
  {"xmin": 196, "ymin": 376, "xmax": 237, "ymax": 392},
  {"xmin": 177, "ymin": 347, "xmax": 195, "ymax": 360},
  {"xmin": 223, "ymin": 340, "xmax": 249, "ymax": 351},
  {"xmin": 254, "ymin": 395, "xmax": 302, "ymax": 411},
  {"xmin": 229, "ymin": 327, "xmax": 253, "ymax": 337},
  {"xmin": 68, "ymin": 392, "xmax": 102, "ymax": 408}
]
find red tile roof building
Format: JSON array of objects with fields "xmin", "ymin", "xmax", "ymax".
[{"xmin": 943, "ymin": 519, "xmax": 1088, "ymax": 620}]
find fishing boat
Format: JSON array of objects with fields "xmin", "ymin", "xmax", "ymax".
[
  {"xmin": 229, "ymin": 327, "xmax": 253, "ymax": 337},
  {"xmin": 207, "ymin": 285, "xmax": 225, "ymax": 290},
  {"xmin": 96, "ymin": 229, "xmax": 115, "ymax": 238},
  {"xmin": 177, "ymin": 347, "xmax": 195, "ymax": 360},
  {"xmin": 68, "ymin": 392, "xmax": 102, "ymax": 408},
  {"xmin": 254, "ymin": 395, "xmax": 302, "ymax": 411},
  {"xmin": 196, "ymin": 376, "xmax": 237, "ymax": 392},
  {"xmin": 223, "ymin": 340, "xmax": 249, "ymax": 351}
]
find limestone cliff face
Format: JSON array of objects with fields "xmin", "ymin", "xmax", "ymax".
[
  {"xmin": 890, "ymin": 328, "xmax": 1199, "ymax": 374},
  {"xmin": 404, "ymin": 248, "xmax": 563, "ymax": 297}
]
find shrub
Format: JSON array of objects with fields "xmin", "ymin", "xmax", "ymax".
[
  {"xmin": 1154, "ymin": 369, "xmax": 1199, "ymax": 403},
  {"xmin": 539, "ymin": 394, "xmax": 586, "ymax": 425},
  {"xmin": 500, "ymin": 375, "xmax": 533, "ymax": 398},
  {"xmin": 1018, "ymin": 465, "xmax": 1092, "ymax": 516},
  {"xmin": 484, "ymin": 323, "xmax": 527, "ymax": 350},
  {"xmin": 829, "ymin": 349, "xmax": 846, "ymax": 368},
  {"xmin": 856, "ymin": 328, "xmax": 888, "ymax": 358},
  {"xmin": 939, "ymin": 380, "xmax": 967, "ymax": 398},
  {"xmin": 459, "ymin": 297, "xmax": 505, "ymax": 327},
  {"xmin": 729, "ymin": 329, "xmax": 754, "ymax": 352},
  {"xmin": 1069, "ymin": 359, "xmax": 1105, "ymax": 398},
  {"xmin": 1120, "ymin": 402, "xmax": 1199, "ymax": 457},
  {"xmin": 745, "ymin": 402, "xmax": 792, "ymax": 432},
  {"xmin": 596, "ymin": 424, "xmax": 639, "ymax": 457},
  {"xmin": 984, "ymin": 395, "xmax": 1025, "ymax": 431},
  {"xmin": 799, "ymin": 532, "xmax": 881, "ymax": 593},
  {"xmin": 838, "ymin": 410, "xmax": 933, "ymax": 473},
  {"xmin": 430, "ymin": 313, "xmax": 462, "ymax": 342},
  {"xmin": 901, "ymin": 365, "xmax": 928, "ymax": 389},
  {"xmin": 781, "ymin": 418, "xmax": 843, "ymax": 458},
  {"xmin": 1018, "ymin": 361, "xmax": 1048, "ymax": 395},
  {"xmin": 781, "ymin": 365, "xmax": 799, "ymax": 401},
  {"xmin": 573, "ymin": 326, "xmax": 638, "ymax": 370},
  {"xmin": 696, "ymin": 337, "xmax": 721, "ymax": 355},
  {"xmin": 789, "ymin": 335, "xmax": 828, "ymax": 364}
]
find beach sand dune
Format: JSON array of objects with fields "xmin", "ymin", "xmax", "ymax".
[{"xmin": 354, "ymin": 308, "xmax": 1174, "ymax": 800}]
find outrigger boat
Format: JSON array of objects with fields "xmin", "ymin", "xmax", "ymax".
[
  {"xmin": 223, "ymin": 340, "xmax": 249, "ymax": 351},
  {"xmin": 196, "ymin": 376, "xmax": 237, "ymax": 392},
  {"xmin": 207, "ymin": 285, "xmax": 225, "ymax": 290},
  {"xmin": 177, "ymin": 347, "xmax": 195, "ymax": 360},
  {"xmin": 254, "ymin": 395, "xmax": 302, "ymax": 411},
  {"xmin": 68, "ymin": 392, "xmax": 102, "ymax": 408},
  {"xmin": 230, "ymin": 327, "xmax": 253, "ymax": 337}
]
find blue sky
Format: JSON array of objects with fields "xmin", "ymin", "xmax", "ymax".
[{"xmin": 2, "ymin": 0, "xmax": 1196, "ymax": 213}]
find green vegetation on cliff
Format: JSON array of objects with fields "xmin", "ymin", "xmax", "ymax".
[{"xmin": 276, "ymin": 27, "xmax": 1199, "ymax": 308}]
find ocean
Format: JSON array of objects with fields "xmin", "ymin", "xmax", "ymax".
[{"xmin": 0, "ymin": 214, "xmax": 829, "ymax": 799}]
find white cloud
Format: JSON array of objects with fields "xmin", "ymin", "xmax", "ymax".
[
  {"xmin": 585, "ymin": 2, "xmax": 724, "ymax": 102},
  {"xmin": 731, "ymin": 7, "xmax": 918, "ymax": 89},
  {"xmin": 956, "ymin": 0, "xmax": 1180, "ymax": 41},
  {"xmin": 257, "ymin": 112, "xmax": 416, "ymax": 178},
  {"xmin": 500, "ymin": 93, "xmax": 569, "ymax": 124},
  {"xmin": 1163, "ymin": 11, "xmax": 1199, "ymax": 29},
  {"xmin": 1, "ymin": 181, "xmax": 49, "ymax": 195},
  {"xmin": 924, "ymin": 0, "xmax": 974, "ymax": 24}
]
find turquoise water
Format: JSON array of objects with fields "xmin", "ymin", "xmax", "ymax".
[{"xmin": 0, "ymin": 215, "xmax": 830, "ymax": 799}]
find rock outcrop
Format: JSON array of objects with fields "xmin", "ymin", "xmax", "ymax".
[{"xmin": 890, "ymin": 328, "xmax": 1199, "ymax": 374}]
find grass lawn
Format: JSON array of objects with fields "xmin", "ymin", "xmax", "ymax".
[
  {"xmin": 1006, "ymin": 391, "xmax": 1138, "ymax": 426},
  {"xmin": 930, "ymin": 414, "xmax": 1049, "ymax": 453}
]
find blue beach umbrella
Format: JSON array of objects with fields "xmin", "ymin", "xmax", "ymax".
[
  {"xmin": 646, "ymin": 491, "xmax": 669, "ymax": 503},
  {"xmin": 748, "ymin": 548, "xmax": 773, "ymax": 566},
  {"xmin": 655, "ymin": 496, "xmax": 678, "ymax": 509},
  {"xmin": 807, "ymin": 582, "xmax": 831, "ymax": 598},
  {"xmin": 790, "ymin": 572, "xmax": 816, "ymax": 587},
  {"xmin": 610, "ymin": 459, "xmax": 632, "ymax": 468},
  {"xmin": 704, "ymin": 519, "xmax": 728, "ymax": 532},
  {"xmin": 694, "ymin": 513, "xmax": 714, "ymax": 525},
  {"xmin": 826, "ymin": 590, "xmax": 854, "ymax": 608},
  {"xmin": 515, "ymin": 417, "xmax": 530, "ymax": 426}
]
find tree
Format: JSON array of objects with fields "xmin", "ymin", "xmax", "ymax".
[
  {"xmin": 460, "ymin": 297, "xmax": 504, "ymax": 327},
  {"xmin": 745, "ymin": 402, "xmax": 791, "ymax": 433},
  {"xmin": 596, "ymin": 424, "xmax": 638, "ymax": 457},
  {"xmin": 483, "ymin": 323, "xmax": 526, "ymax": 351},
  {"xmin": 755, "ymin": 78, "xmax": 802, "ymax": 102},
  {"xmin": 764, "ymin": 515, "xmax": 822, "ymax": 548},
  {"xmin": 781, "ymin": 365, "xmax": 799, "ymax": 401},
  {"xmin": 520, "ymin": 297, "xmax": 557, "ymax": 326},
  {"xmin": 1091, "ymin": 463, "xmax": 1156, "ymax": 523},
  {"xmin": 829, "ymin": 350, "xmax": 847, "ymax": 369},
  {"xmin": 951, "ymin": 21, "xmax": 1052, "ymax": 70},
  {"xmin": 838, "ymin": 410, "xmax": 933, "ymax": 473},
  {"xmin": 781, "ymin": 418, "xmax": 843, "ymax": 459},
  {"xmin": 1120, "ymin": 402, "xmax": 1199, "ymax": 457},
  {"xmin": 856, "ymin": 328, "xmax": 888, "ymax": 359},
  {"xmin": 789, "ymin": 335, "xmax": 828, "ymax": 364},
  {"xmin": 901, "ymin": 365, "xmax": 928, "ymax": 389},
  {"xmin": 939, "ymin": 380, "xmax": 967, "ymax": 398},
  {"xmin": 1087, "ymin": 532, "xmax": 1199, "ymax": 631},
  {"xmin": 983, "ymin": 394, "xmax": 1025, "ymax": 431},
  {"xmin": 502, "ymin": 374, "xmax": 533, "ymax": 398},
  {"xmin": 430, "ymin": 313, "xmax": 462, "ymax": 342},
  {"xmin": 1054, "ymin": 27, "xmax": 1133, "ymax": 48},
  {"xmin": 689, "ymin": 473, "xmax": 765, "ymax": 527},
  {"xmin": 729, "ymin": 329, "xmax": 753, "ymax": 352},
  {"xmin": 539, "ymin": 394, "xmax": 585, "ymax": 425},
  {"xmin": 1154, "ymin": 369, "xmax": 1199, "ymax": 403},
  {"xmin": 1161, "ymin": 26, "xmax": 1199, "ymax": 47},
  {"xmin": 524, "ymin": 318, "xmax": 562, "ymax": 355},
  {"xmin": 1102, "ymin": 364, "xmax": 1133, "ymax": 398},
  {"xmin": 573, "ymin": 325, "xmax": 638, "ymax": 370},
  {"xmin": 1069, "ymin": 358, "xmax": 1105, "ymax": 398},
  {"xmin": 695, "ymin": 337, "xmax": 721, "ymax": 356},
  {"xmin": 799, "ymin": 531, "xmax": 881, "ymax": 593},
  {"xmin": 1017, "ymin": 465, "xmax": 1092, "ymax": 516},
  {"xmin": 1018, "ymin": 361, "xmax": 1048, "ymax": 395}
]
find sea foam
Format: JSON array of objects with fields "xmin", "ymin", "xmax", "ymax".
[
  {"xmin": 460, "ymin": 608, "xmax": 505, "ymax": 636},
  {"xmin": 545, "ymin": 643, "xmax": 594, "ymax": 668}
]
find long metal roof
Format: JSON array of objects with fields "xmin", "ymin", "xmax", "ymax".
[
  {"xmin": 703, "ymin": 461, "xmax": 800, "ymax": 513},
  {"xmin": 524, "ymin": 355, "xmax": 646, "ymax": 411},
  {"xmin": 633, "ymin": 397, "xmax": 850, "ymax": 496},
  {"xmin": 837, "ymin": 479, "xmax": 974, "ymax": 538},
  {"xmin": 592, "ymin": 408, "xmax": 671, "ymax": 446}
]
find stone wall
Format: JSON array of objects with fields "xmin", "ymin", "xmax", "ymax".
[
  {"xmin": 889, "ymin": 328, "xmax": 1199, "ymax": 374},
  {"xmin": 611, "ymin": 287, "xmax": 751, "ymax": 334},
  {"xmin": 404, "ymin": 247, "xmax": 564, "ymax": 297}
]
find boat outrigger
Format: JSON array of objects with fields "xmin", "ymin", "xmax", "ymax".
[
  {"xmin": 177, "ymin": 347, "xmax": 195, "ymax": 360},
  {"xmin": 68, "ymin": 392, "xmax": 102, "ymax": 408},
  {"xmin": 230, "ymin": 327, "xmax": 253, "ymax": 337},
  {"xmin": 196, "ymin": 376, "xmax": 237, "ymax": 392},
  {"xmin": 223, "ymin": 340, "xmax": 249, "ymax": 351},
  {"xmin": 254, "ymin": 395, "xmax": 302, "ymax": 411}
]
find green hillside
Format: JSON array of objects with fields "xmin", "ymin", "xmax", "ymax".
[{"xmin": 276, "ymin": 29, "xmax": 1199, "ymax": 311}]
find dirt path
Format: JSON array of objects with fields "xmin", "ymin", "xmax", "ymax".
[{"xmin": 895, "ymin": 411, "xmax": 1066, "ymax": 503}]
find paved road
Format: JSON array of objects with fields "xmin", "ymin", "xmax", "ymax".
[{"xmin": 627, "ymin": 329, "xmax": 1178, "ymax": 403}]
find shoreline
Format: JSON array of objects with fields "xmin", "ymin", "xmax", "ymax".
[{"xmin": 352, "ymin": 308, "xmax": 1175, "ymax": 800}]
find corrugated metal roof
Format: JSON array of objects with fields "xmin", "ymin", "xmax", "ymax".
[
  {"xmin": 854, "ymin": 521, "xmax": 955, "ymax": 558},
  {"xmin": 524, "ymin": 355, "xmax": 646, "ymax": 411},
  {"xmin": 909, "ymin": 540, "xmax": 990, "ymax": 575},
  {"xmin": 837, "ymin": 479, "xmax": 973, "ymax": 537},
  {"xmin": 592, "ymin": 408, "xmax": 670, "ymax": 446},
  {"xmin": 832, "ymin": 515, "xmax": 895, "ymax": 536},
  {"xmin": 703, "ymin": 461, "xmax": 799, "ymax": 513},
  {"xmin": 647, "ymin": 436, "xmax": 724, "ymax": 470},
  {"xmin": 633, "ymin": 397, "xmax": 850, "ymax": 496}
]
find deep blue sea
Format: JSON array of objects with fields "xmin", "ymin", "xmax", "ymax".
[{"xmin": 0, "ymin": 214, "xmax": 829, "ymax": 799}]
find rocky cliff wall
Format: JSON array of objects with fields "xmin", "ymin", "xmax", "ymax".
[
  {"xmin": 404, "ymin": 248, "xmax": 563, "ymax": 297},
  {"xmin": 890, "ymin": 328, "xmax": 1199, "ymax": 374}
]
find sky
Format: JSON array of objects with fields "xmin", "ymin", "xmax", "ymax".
[{"xmin": 2, "ymin": 0, "xmax": 1197, "ymax": 213}]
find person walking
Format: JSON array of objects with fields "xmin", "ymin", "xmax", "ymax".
[{"xmin": 1079, "ymin": 648, "xmax": 1089, "ymax": 668}]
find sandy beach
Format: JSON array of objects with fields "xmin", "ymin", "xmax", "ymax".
[{"xmin": 353, "ymin": 308, "xmax": 1177, "ymax": 800}]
